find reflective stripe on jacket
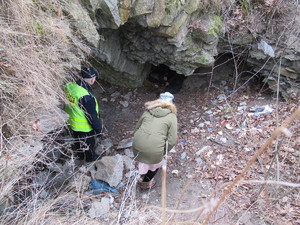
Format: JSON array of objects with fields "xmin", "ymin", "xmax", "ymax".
[{"xmin": 65, "ymin": 82, "xmax": 99, "ymax": 132}]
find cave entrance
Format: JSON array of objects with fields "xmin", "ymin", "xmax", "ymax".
[
  {"xmin": 183, "ymin": 53, "xmax": 268, "ymax": 95},
  {"xmin": 145, "ymin": 54, "xmax": 268, "ymax": 97},
  {"xmin": 147, "ymin": 64, "xmax": 186, "ymax": 94}
]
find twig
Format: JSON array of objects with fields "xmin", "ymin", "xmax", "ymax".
[
  {"xmin": 228, "ymin": 33, "xmax": 239, "ymax": 91},
  {"xmin": 240, "ymin": 179, "xmax": 300, "ymax": 188},
  {"xmin": 55, "ymin": 192, "xmax": 121, "ymax": 212},
  {"xmin": 162, "ymin": 165, "xmax": 167, "ymax": 224},
  {"xmin": 144, "ymin": 204, "xmax": 210, "ymax": 214},
  {"xmin": 117, "ymin": 170, "xmax": 139, "ymax": 224},
  {"xmin": 161, "ymin": 141, "xmax": 168, "ymax": 225},
  {"xmin": 200, "ymin": 106, "xmax": 300, "ymax": 225},
  {"xmin": 210, "ymin": 85, "xmax": 242, "ymax": 131},
  {"xmin": 168, "ymin": 174, "xmax": 196, "ymax": 224},
  {"xmin": 256, "ymin": 136, "xmax": 285, "ymax": 200},
  {"xmin": 275, "ymin": 56, "xmax": 282, "ymax": 185},
  {"xmin": 236, "ymin": 197, "xmax": 259, "ymax": 224},
  {"xmin": 208, "ymin": 139, "xmax": 230, "ymax": 148}
]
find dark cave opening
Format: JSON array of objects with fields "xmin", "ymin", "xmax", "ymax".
[
  {"xmin": 191, "ymin": 53, "xmax": 268, "ymax": 95},
  {"xmin": 144, "ymin": 53, "xmax": 271, "ymax": 97},
  {"xmin": 147, "ymin": 64, "xmax": 186, "ymax": 94}
]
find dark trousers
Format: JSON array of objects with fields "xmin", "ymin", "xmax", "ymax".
[
  {"xmin": 143, "ymin": 169, "xmax": 159, "ymax": 182},
  {"xmin": 73, "ymin": 131, "xmax": 97, "ymax": 162}
]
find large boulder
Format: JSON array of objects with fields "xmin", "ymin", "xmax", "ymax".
[{"xmin": 90, "ymin": 155, "xmax": 124, "ymax": 187}]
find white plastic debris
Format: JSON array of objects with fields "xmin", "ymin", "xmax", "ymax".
[
  {"xmin": 196, "ymin": 146, "xmax": 211, "ymax": 156},
  {"xmin": 191, "ymin": 127, "xmax": 200, "ymax": 134},
  {"xmin": 220, "ymin": 137, "xmax": 227, "ymax": 144},
  {"xmin": 217, "ymin": 94, "xmax": 226, "ymax": 101},
  {"xmin": 250, "ymin": 105, "xmax": 273, "ymax": 116},
  {"xmin": 225, "ymin": 124, "xmax": 233, "ymax": 130},
  {"xmin": 172, "ymin": 170, "xmax": 179, "ymax": 175},
  {"xmin": 195, "ymin": 158, "xmax": 204, "ymax": 165},
  {"xmin": 198, "ymin": 123, "xmax": 205, "ymax": 128},
  {"xmin": 119, "ymin": 101, "xmax": 129, "ymax": 107},
  {"xmin": 258, "ymin": 40, "xmax": 275, "ymax": 57},
  {"xmin": 181, "ymin": 152, "xmax": 187, "ymax": 159},
  {"xmin": 216, "ymin": 154, "xmax": 224, "ymax": 165}
]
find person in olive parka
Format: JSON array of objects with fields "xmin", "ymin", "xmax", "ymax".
[{"xmin": 132, "ymin": 92, "xmax": 178, "ymax": 189}]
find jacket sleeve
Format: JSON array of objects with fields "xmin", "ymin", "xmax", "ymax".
[
  {"xmin": 166, "ymin": 114, "xmax": 178, "ymax": 151},
  {"xmin": 79, "ymin": 95, "xmax": 102, "ymax": 134},
  {"xmin": 134, "ymin": 111, "xmax": 147, "ymax": 133}
]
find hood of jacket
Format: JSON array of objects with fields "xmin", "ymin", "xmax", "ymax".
[{"xmin": 144, "ymin": 99, "xmax": 177, "ymax": 118}]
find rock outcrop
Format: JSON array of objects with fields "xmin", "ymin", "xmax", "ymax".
[{"xmin": 62, "ymin": 0, "xmax": 300, "ymax": 97}]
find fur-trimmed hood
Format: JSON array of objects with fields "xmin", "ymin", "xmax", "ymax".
[{"xmin": 144, "ymin": 99, "xmax": 177, "ymax": 117}]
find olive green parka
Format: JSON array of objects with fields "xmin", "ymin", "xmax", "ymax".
[{"xmin": 132, "ymin": 99, "xmax": 178, "ymax": 164}]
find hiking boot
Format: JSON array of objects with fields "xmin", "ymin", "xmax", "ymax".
[{"xmin": 139, "ymin": 179, "xmax": 156, "ymax": 190}]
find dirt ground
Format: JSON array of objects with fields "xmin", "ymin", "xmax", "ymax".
[{"xmin": 92, "ymin": 67, "xmax": 299, "ymax": 224}]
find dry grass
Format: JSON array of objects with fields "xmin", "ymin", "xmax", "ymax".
[
  {"xmin": 0, "ymin": 0, "xmax": 71, "ymax": 134},
  {"xmin": 0, "ymin": 0, "xmax": 78, "ymax": 224}
]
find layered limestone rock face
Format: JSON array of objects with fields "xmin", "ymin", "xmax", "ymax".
[
  {"xmin": 62, "ymin": 0, "xmax": 300, "ymax": 97},
  {"xmin": 63, "ymin": 0, "xmax": 222, "ymax": 87},
  {"xmin": 248, "ymin": 37, "xmax": 300, "ymax": 99},
  {"xmin": 245, "ymin": 12, "xmax": 299, "ymax": 99}
]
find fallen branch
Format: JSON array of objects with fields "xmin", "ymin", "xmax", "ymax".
[
  {"xmin": 168, "ymin": 174, "xmax": 196, "ymax": 224},
  {"xmin": 241, "ymin": 179, "xmax": 300, "ymax": 188},
  {"xmin": 143, "ymin": 202, "xmax": 214, "ymax": 214}
]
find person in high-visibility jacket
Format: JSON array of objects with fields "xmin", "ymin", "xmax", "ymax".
[{"xmin": 65, "ymin": 67, "xmax": 102, "ymax": 162}]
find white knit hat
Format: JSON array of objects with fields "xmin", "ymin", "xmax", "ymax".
[{"xmin": 159, "ymin": 92, "xmax": 174, "ymax": 104}]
